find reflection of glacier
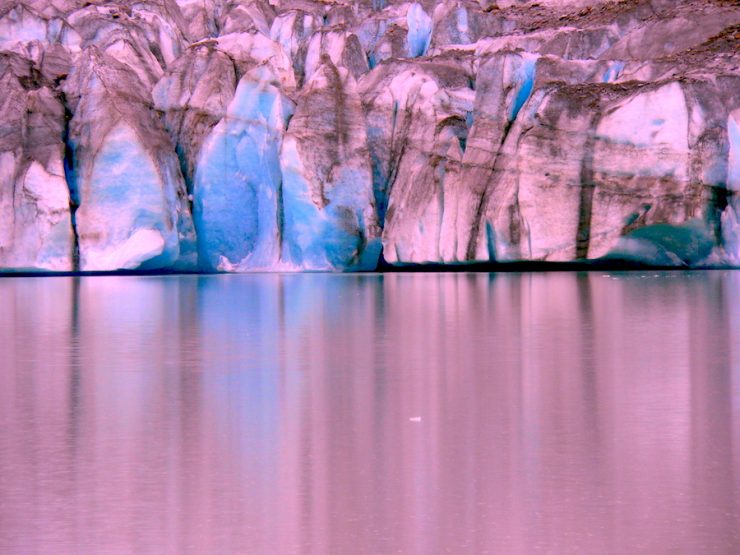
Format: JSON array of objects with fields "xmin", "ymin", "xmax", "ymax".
[
  {"xmin": 0, "ymin": 272, "xmax": 739, "ymax": 552},
  {"xmin": 197, "ymin": 276, "xmax": 284, "ymax": 480}
]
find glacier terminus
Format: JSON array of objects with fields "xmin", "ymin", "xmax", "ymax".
[{"xmin": 0, "ymin": 0, "xmax": 738, "ymax": 272}]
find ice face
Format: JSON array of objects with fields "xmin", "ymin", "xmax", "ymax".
[
  {"xmin": 595, "ymin": 83, "xmax": 689, "ymax": 179},
  {"xmin": 2, "ymin": 0, "xmax": 739, "ymax": 273},
  {"xmin": 728, "ymin": 112, "xmax": 740, "ymax": 191},
  {"xmin": 76, "ymin": 122, "xmax": 181, "ymax": 271},
  {"xmin": 217, "ymin": 32, "xmax": 296, "ymax": 90},
  {"xmin": 193, "ymin": 67, "xmax": 294, "ymax": 271},
  {"xmin": 280, "ymin": 139, "xmax": 380, "ymax": 271},
  {"xmin": 588, "ymin": 84, "xmax": 692, "ymax": 260},
  {"xmin": 0, "ymin": 158, "xmax": 74, "ymax": 271},
  {"xmin": 406, "ymin": 3, "xmax": 431, "ymax": 58},
  {"xmin": 455, "ymin": 7, "xmax": 471, "ymax": 44},
  {"xmin": 303, "ymin": 29, "xmax": 368, "ymax": 85},
  {"xmin": 17, "ymin": 161, "xmax": 74, "ymax": 270},
  {"xmin": 279, "ymin": 62, "xmax": 381, "ymax": 271},
  {"xmin": 270, "ymin": 11, "xmax": 316, "ymax": 60},
  {"xmin": 0, "ymin": 70, "xmax": 75, "ymax": 272},
  {"xmin": 722, "ymin": 111, "xmax": 740, "ymax": 262}
]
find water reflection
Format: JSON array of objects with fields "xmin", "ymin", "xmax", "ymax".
[{"xmin": 0, "ymin": 272, "xmax": 738, "ymax": 553}]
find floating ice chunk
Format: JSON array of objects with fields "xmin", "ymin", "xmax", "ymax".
[
  {"xmin": 406, "ymin": 3, "xmax": 432, "ymax": 58},
  {"xmin": 604, "ymin": 220, "xmax": 714, "ymax": 266},
  {"xmin": 193, "ymin": 67, "xmax": 294, "ymax": 271}
]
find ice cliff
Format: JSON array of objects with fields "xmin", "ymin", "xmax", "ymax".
[{"xmin": 1, "ymin": 0, "xmax": 738, "ymax": 272}]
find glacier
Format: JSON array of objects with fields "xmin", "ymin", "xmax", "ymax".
[
  {"xmin": 76, "ymin": 122, "xmax": 181, "ymax": 271},
  {"xmin": 0, "ymin": 0, "xmax": 738, "ymax": 273},
  {"xmin": 280, "ymin": 61, "xmax": 381, "ymax": 270},
  {"xmin": 724, "ymin": 111, "xmax": 740, "ymax": 263},
  {"xmin": 406, "ymin": 3, "xmax": 431, "ymax": 58},
  {"xmin": 0, "ymin": 62, "xmax": 75, "ymax": 271},
  {"xmin": 193, "ymin": 66, "xmax": 294, "ymax": 271}
]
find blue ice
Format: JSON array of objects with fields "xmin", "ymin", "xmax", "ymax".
[
  {"xmin": 280, "ymin": 142, "xmax": 380, "ymax": 270},
  {"xmin": 193, "ymin": 68, "xmax": 294, "ymax": 271},
  {"xmin": 602, "ymin": 61, "xmax": 624, "ymax": 83},
  {"xmin": 509, "ymin": 56, "xmax": 537, "ymax": 121},
  {"xmin": 80, "ymin": 122, "xmax": 179, "ymax": 270},
  {"xmin": 407, "ymin": 3, "xmax": 432, "ymax": 58}
]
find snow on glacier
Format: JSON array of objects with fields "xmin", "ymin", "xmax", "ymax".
[
  {"xmin": 77, "ymin": 122, "xmax": 180, "ymax": 271},
  {"xmin": 193, "ymin": 67, "xmax": 294, "ymax": 271}
]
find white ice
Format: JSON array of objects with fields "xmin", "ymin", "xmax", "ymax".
[{"xmin": 76, "ymin": 122, "xmax": 181, "ymax": 271}]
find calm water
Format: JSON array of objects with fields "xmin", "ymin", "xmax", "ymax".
[{"xmin": 0, "ymin": 271, "xmax": 738, "ymax": 554}]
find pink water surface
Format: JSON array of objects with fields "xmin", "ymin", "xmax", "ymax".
[{"xmin": 0, "ymin": 271, "xmax": 738, "ymax": 554}]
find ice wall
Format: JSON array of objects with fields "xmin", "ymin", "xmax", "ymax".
[
  {"xmin": 1, "ymin": 0, "xmax": 739, "ymax": 272},
  {"xmin": 194, "ymin": 67, "xmax": 294, "ymax": 271}
]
